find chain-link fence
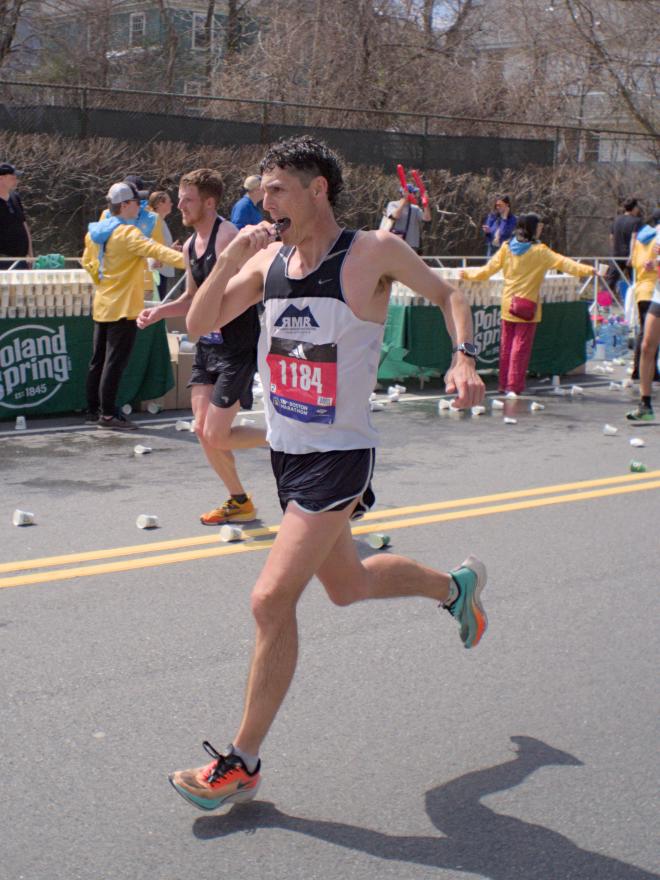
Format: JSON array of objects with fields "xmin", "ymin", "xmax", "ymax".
[{"xmin": 1, "ymin": 78, "xmax": 657, "ymax": 169}]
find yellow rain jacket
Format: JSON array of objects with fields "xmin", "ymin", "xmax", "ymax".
[{"xmin": 463, "ymin": 242, "xmax": 594, "ymax": 323}]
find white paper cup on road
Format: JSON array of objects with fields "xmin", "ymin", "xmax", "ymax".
[
  {"xmin": 136, "ymin": 514, "xmax": 159, "ymax": 529},
  {"xmin": 14, "ymin": 415, "xmax": 26, "ymax": 431},
  {"xmin": 146, "ymin": 402, "xmax": 162, "ymax": 414},
  {"xmin": 630, "ymin": 437, "xmax": 645, "ymax": 448},
  {"xmin": 367, "ymin": 533, "xmax": 391, "ymax": 550},
  {"xmin": 438, "ymin": 398, "xmax": 452, "ymax": 411},
  {"xmin": 387, "ymin": 390, "xmax": 400, "ymax": 402},
  {"xmin": 393, "ymin": 384, "xmax": 407, "ymax": 394},
  {"xmin": 603, "ymin": 424, "xmax": 618, "ymax": 435},
  {"xmin": 570, "ymin": 385, "xmax": 584, "ymax": 396},
  {"xmin": 121, "ymin": 404, "xmax": 132, "ymax": 416},
  {"xmin": 12, "ymin": 509, "xmax": 35, "ymax": 526},
  {"xmin": 471, "ymin": 405, "xmax": 486, "ymax": 415},
  {"xmin": 370, "ymin": 401, "xmax": 385, "ymax": 412},
  {"xmin": 491, "ymin": 399, "xmax": 504, "ymax": 410},
  {"xmin": 134, "ymin": 445, "xmax": 152, "ymax": 455},
  {"xmin": 503, "ymin": 417, "xmax": 517, "ymax": 424},
  {"xmin": 530, "ymin": 401, "xmax": 545, "ymax": 411},
  {"xmin": 219, "ymin": 524, "xmax": 243, "ymax": 542},
  {"xmin": 175, "ymin": 419, "xmax": 193, "ymax": 432}
]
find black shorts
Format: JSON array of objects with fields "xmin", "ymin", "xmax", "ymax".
[
  {"xmin": 270, "ymin": 448, "xmax": 376, "ymax": 519},
  {"xmin": 649, "ymin": 299, "xmax": 660, "ymax": 319},
  {"xmin": 188, "ymin": 340, "xmax": 257, "ymax": 410}
]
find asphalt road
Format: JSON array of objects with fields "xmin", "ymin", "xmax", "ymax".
[{"xmin": 1, "ymin": 366, "xmax": 658, "ymax": 880}]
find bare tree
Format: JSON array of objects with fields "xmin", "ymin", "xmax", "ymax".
[{"xmin": 0, "ymin": 0, "xmax": 31, "ymax": 68}]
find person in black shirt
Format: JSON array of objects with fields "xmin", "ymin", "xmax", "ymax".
[
  {"xmin": 606, "ymin": 197, "xmax": 643, "ymax": 294},
  {"xmin": 137, "ymin": 168, "xmax": 266, "ymax": 525},
  {"xmin": 0, "ymin": 162, "xmax": 33, "ymax": 270}
]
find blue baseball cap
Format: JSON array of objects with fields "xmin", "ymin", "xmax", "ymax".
[{"xmin": 0, "ymin": 163, "xmax": 22, "ymax": 176}]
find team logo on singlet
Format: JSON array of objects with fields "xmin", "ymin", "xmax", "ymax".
[{"xmin": 274, "ymin": 304, "xmax": 319, "ymax": 332}]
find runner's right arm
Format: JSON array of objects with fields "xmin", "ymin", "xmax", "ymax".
[
  {"xmin": 187, "ymin": 222, "xmax": 274, "ymax": 337},
  {"xmin": 137, "ymin": 235, "xmax": 196, "ymax": 329}
]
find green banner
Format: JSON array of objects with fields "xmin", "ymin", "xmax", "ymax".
[
  {"xmin": 379, "ymin": 302, "xmax": 593, "ymax": 381},
  {"xmin": 0, "ymin": 317, "xmax": 174, "ymax": 420}
]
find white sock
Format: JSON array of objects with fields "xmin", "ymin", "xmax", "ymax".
[{"xmin": 230, "ymin": 744, "xmax": 259, "ymax": 774}]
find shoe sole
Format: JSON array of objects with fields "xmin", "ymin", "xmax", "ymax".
[
  {"xmin": 168, "ymin": 775, "xmax": 260, "ymax": 811},
  {"xmin": 459, "ymin": 554, "xmax": 488, "ymax": 649},
  {"xmin": 200, "ymin": 512, "xmax": 258, "ymax": 526}
]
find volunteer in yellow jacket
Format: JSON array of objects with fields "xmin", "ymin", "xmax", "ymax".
[
  {"xmin": 629, "ymin": 210, "xmax": 660, "ymax": 382},
  {"xmin": 459, "ymin": 213, "xmax": 596, "ymax": 396},
  {"xmin": 82, "ymin": 181, "xmax": 185, "ymax": 430}
]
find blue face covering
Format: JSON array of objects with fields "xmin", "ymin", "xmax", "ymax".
[
  {"xmin": 508, "ymin": 237, "xmax": 534, "ymax": 256},
  {"xmin": 637, "ymin": 224, "xmax": 657, "ymax": 245}
]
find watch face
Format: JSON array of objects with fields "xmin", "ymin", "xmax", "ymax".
[{"xmin": 461, "ymin": 342, "xmax": 477, "ymax": 357}]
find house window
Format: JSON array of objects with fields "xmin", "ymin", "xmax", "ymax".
[
  {"xmin": 192, "ymin": 12, "xmax": 212, "ymax": 50},
  {"xmin": 129, "ymin": 12, "xmax": 146, "ymax": 47}
]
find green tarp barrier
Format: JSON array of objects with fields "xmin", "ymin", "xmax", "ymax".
[
  {"xmin": 0, "ymin": 317, "xmax": 173, "ymax": 419},
  {"xmin": 379, "ymin": 301, "xmax": 594, "ymax": 381}
]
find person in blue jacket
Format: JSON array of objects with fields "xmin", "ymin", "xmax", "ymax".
[
  {"xmin": 482, "ymin": 195, "xmax": 516, "ymax": 257},
  {"xmin": 230, "ymin": 175, "xmax": 264, "ymax": 229}
]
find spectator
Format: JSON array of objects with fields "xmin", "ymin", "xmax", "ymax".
[
  {"xmin": 230, "ymin": 175, "xmax": 264, "ymax": 229},
  {"xmin": 382, "ymin": 182, "xmax": 431, "ymax": 254},
  {"xmin": 147, "ymin": 190, "xmax": 179, "ymax": 300},
  {"xmin": 626, "ymin": 225, "xmax": 660, "ymax": 422},
  {"xmin": 459, "ymin": 213, "xmax": 596, "ymax": 396},
  {"xmin": 606, "ymin": 197, "xmax": 643, "ymax": 295},
  {"xmin": 629, "ymin": 208, "xmax": 660, "ymax": 381},
  {"xmin": 482, "ymin": 195, "xmax": 516, "ymax": 257},
  {"xmin": 0, "ymin": 162, "xmax": 33, "ymax": 270},
  {"xmin": 81, "ymin": 181, "xmax": 185, "ymax": 430}
]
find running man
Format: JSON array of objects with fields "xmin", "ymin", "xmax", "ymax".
[
  {"xmin": 138, "ymin": 168, "xmax": 266, "ymax": 524},
  {"xmin": 169, "ymin": 137, "xmax": 487, "ymax": 811}
]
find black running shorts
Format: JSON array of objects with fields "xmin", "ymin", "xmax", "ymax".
[
  {"xmin": 270, "ymin": 448, "xmax": 376, "ymax": 519},
  {"xmin": 188, "ymin": 340, "xmax": 257, "ymax": 410}
]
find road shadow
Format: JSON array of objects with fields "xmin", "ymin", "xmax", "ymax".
[{"xmin": 193, "ymin": 735, "xmax": 657, "ymax": 879}]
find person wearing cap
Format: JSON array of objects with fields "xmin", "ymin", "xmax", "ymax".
[
  {"xmin": 82, "ymin": 181, "xmax": 185, "ymax": 430},
  {"xmin": 382, "ymin": 181, "xmax": 431, "ymax": 254},
  {"xmin": 230, "ymin": 175, "xmax": 264, "ymax": 230},
  {"xmin": 0, "ymin": 163, "xmax": 33, "ymax": 270}
]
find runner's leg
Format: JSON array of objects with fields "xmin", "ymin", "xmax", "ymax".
[
  {"xmin": 233, "ymin": 504, "xmax": 469, "ymax": 755},
  {"xmin": 202, "ymin": 398, "xmax": 268, "ymax": 451},
  {"xmin": 639, "ymin": 311, "xmax": 660, "ymax": 399},
  {"xmin": 191, "ymin": 387, "xmax": 247, "ymax": 496},
  {"xmin": 233, "ymin": 503, "xmax": 362, "ymax": 755},
  {"xmin": 316, "ymin": 519, "xmax": 453, "ymax": 606}
]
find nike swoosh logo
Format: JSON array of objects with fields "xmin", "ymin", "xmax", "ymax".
[
  {"xmin": 236, "ymin": 780, "xmax": 254, "ymax": 790},
  {"xmin": 318, "ymin": 278, "xmax": 333, "ymax": 285}
]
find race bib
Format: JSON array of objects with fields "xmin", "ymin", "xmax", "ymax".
[{"xmin": 267, "ymin": 338, "xmax": 337, "ymax": 424}]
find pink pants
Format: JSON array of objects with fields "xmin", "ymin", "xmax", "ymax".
[{"xmin": 499, "ymin": 319, "xmax": 538, "ymax": 394}]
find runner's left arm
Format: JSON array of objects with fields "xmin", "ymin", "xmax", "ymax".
[{"xmin": 378, "ymin": 231, "xmax": 484, "ymax": 407}]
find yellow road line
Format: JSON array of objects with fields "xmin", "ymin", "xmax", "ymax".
[
  {"xmin": 1, "ymin": 477, "xmax": 658, "ymax": 590},
  {"xmin": 2, "ymin": 470, "xmax": 658, "ymax": 575}
]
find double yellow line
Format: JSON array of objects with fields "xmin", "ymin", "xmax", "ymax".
[{"xmin": 2, "ymin": 470, "xmax": 659, "ymax": 590}]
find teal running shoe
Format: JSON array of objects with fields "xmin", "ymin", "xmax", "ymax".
[
  {"xmin": 444, "ymin": 555, "xmax": 488, "ymax": 649},
  {"xmin": 626, "ymin": 403, "xmax": 654, "ymax": 422}
]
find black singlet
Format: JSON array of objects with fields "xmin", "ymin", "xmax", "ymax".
[{"xmin": 188, "ymin": 216, "xmax": 259, "ymax": 352}]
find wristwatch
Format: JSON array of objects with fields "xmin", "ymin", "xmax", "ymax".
[{"xmin": 452, "ymin": 342, "xmax": 478, "ymax": 358}]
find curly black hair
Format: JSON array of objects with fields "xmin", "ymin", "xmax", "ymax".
[{"xmin": 259, "ymin": 135, "xmax": 344, "ymax": 207}]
